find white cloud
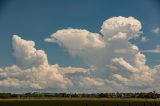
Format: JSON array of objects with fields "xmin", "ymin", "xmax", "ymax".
[
  {"xmin": 0, "ymin": 16, "xmax": 160, "ymax": 92},
  {"xmin": 141, "ymin": 36, "xmax": 148, "ymax": 43},
  {"xmin": 152, "ymin": 27, "xmax": 160, "ymax": 34},
  {"xmin": 12, "ymin": 35, "xmax": 48, "ymax": 68},
  {"xmin": 0, "ymin": 65, "xmax": 73, "ymax": 89},
  {"xmin": 142, "ymin": 45, "xmax": 160, "ymax": 53},
  {"xmin": 108, "ymin": 32, "xmax": 127, "ymax": 41},
  {"xmin": 112, "ymin": 57, "xmax": 139, "ymax": 73},
  {"xmin": 44, "ymin": 29, "xmax": 105, "ymax": 56},
  {"xmin": 0, "ymin": 35, "xmax": 93, "ymax": 92},
  {"xmin": 113, "ymin": 74, "xmax": 129, "ymax": 82},
  {"xmin": 59, "ymin": 66, "xmax": 90, "ymax": 75},
  {"xmin": 78, "ymin": 77, "xmax": 105, "ymax": 88},
  {"xmin": 101, "ymin": 16, "xmax": 142, "ymax": 41},
  {"xmin": 45, "ymin": 16, "xmax": 159, "ymax": 92}
]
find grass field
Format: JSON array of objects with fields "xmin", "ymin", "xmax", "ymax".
[{"xmin": 0, "ymin": 98, "xmax": 160, "ymax": 106}]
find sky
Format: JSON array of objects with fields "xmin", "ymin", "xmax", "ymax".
[{"xmin": 0, "ymin": 0, "xmax": 160, "ymax": 93}]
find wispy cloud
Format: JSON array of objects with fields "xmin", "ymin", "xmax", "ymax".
[
  {"xmin": 142, "ymin": 45, "xmax": 160, "ymax": 53},
  {"xmin": 142, "ymin": 50, "xmax": 160, "ymax": 53},
  {"xmin": 141, "ymin": 36, "xmax": 148, "ymax": 43},
  {"xmin": 152, "ymin": 27, "xmax": 160, "ymax": 34}
]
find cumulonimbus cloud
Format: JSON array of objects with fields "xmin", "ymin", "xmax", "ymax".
[{"xmin": 0, "ymin": 16, "xmax": 160, "ymax": 93}]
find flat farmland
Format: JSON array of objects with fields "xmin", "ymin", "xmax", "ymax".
[{"xmin": 0, "ymin": 98, "xmax": 160, "ymax": 106}]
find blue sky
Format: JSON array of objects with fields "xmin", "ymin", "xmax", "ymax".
[
  {"xmin": 0, "ymin": 0, "xmax": 160, "ymax": 93},
  {"xmin": 0, "ymin": 0, "xmax": 160, "ymax": 67}
]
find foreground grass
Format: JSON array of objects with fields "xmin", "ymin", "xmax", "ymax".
[{"xmin": 0, "ymin": 98, "xmax": 160, "ymax": 106}]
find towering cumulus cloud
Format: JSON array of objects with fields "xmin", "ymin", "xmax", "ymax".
[
  {"xmin": 45, "ymin": 16, "xmax": 158, "ymax": 92},
  {"xmin": 12, "ymin": 35, "xmax": 48, "ymax": 68},
  {"xmin": 0, "ymin": 35, "xmax": 84, "ymax": 92},
  {"xmin": 101, "ymin": 16, "xmax": 142, "ymax": 40},
  {"xmin": 0, "ymin": 16, "xmax": 159, "ymax": 92}
]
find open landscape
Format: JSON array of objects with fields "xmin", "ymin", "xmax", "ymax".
[
  {"xmin": 0, "ymin": 92, "xmax": 160, "ymax": 106},
  {"xmin": 0, "ymin": 0, "xmax": 160, "ymax": 106},
  {"xmin": 0, "ymin": 98, "xmax": 160, "ymax": 106}
]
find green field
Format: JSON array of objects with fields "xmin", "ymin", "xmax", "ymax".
[{"xmin": 0, "ymin": 98, "xmax": 160, "ymax": 106}]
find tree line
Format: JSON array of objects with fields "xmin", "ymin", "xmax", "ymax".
[{"xmin": 0, "ymin": 91, "xmax": 159, "ymax": 98}]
